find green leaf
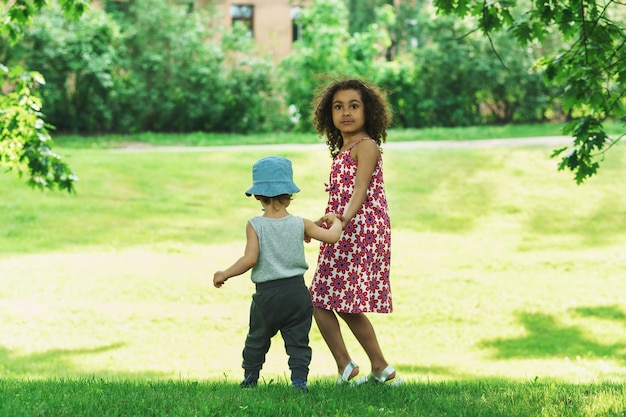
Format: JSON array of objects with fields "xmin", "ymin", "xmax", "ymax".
[
  {"xmin": 511, "ymin": 21, "xmax": 533, "ymax": 44},
  {"xmin": 550, "ymin": 146, "xmax": 568, "ymax": 158},
  {"xmin": 433, "ymin": 0, "xmax": 458, "ymax": 15}
]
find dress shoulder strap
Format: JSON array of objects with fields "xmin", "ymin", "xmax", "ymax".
[{"xmin": 347, "ymin": 136, "xmax": 372, "ymax": 151}]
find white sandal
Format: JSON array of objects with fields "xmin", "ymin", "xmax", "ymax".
[
  {"xmin": 337, "ymin": 360, "xmax": 359, "ymax": 384},
  {"xmin": 370, "ymin": 365, "xmax": 402, "ymax": 386}
]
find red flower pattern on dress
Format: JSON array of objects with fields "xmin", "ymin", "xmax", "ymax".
[
  {"xmin": 335, "ymin": 256, "xmax": 350, "ymax": 273},
  {"xmin": 347, "ymin": 271, "xmax": 359, "ymax": 285},
  {"xmin": 338, "ymin": 240, "xmax": 352, "ymax": 255},
  {"xmin": 310, "ymin": 138, "xmax": 392, "ymax": 314},
  {"xmin": 331, "ymin": 276, "xmax": 345, "ymax": 291},
  {"xmin": 317, "ymin": 263, "xmax": 333, "ymax": 279},
  {"xmin": 314, "ymin": 281, "xmax": 328, "ymax": 296},
  {"xmin": 329, "ymin": 295, "xmax": 342, "ymax": 309}
]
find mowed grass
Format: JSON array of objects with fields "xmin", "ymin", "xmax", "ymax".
[
  {"xmin": 1, "ymin": 132, "xmax": 626, "ymax": 416},
  {"xmin": 0, "ymin": 378, "xmax": 624, "ymax": 417}
]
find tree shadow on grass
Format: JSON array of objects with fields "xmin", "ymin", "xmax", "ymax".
[
  {"xmin": 479, "ymin": 305, "xmax": 626, "ymax": 365},
  {"xmin": 0, "ymin": 343, "xmax": 168, "ymax": 380},
  {"xmin": 525, "ymin": 193, "xmax": 626, "ymax": 247},
  {"xmin": 573, "ymin": 304, "xmax": 626, "ymax": 321}
]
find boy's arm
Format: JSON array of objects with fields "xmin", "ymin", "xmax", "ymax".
[
  {"xmin": 303, "ymin": 215, "xmax": 343, "ymax": 244},
  {"xmin": 213, "ymin": 221, "xmax": 259, "ymax": 288}
]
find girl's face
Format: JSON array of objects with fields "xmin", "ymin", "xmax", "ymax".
[{"xmin": 331, "ymin": 89, "xmax": 366, "ymax": 137}]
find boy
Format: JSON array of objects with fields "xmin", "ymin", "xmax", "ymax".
[{"xmin": 214, "ymin": 156, "xmax": 342, "ymax": 391}]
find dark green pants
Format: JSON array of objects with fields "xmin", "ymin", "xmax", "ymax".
[{"xmin": 242, "ymin": 276, "xmax": 313, "ymax": 382}]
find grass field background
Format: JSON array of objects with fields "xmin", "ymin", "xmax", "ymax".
[{"xmin": 1, "ymin": 130, "xmax": 626, "ymax": 390}]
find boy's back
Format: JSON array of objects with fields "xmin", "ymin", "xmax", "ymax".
[{"xmin": 248, "ymin": 214, "xmax": 308, "ymax": 283}]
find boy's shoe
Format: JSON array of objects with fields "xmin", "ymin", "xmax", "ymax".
[
  {"xmin": 240, "ymin": 375, "xmax": 258, "ymax": 388},
  {"xmin": 291, "ymin": 379, "xmax": 308, "ymax": 392}
]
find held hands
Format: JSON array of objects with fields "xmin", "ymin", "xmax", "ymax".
[
  {"xmin": 213, "ymin": 271, "xmax": 228, "ymax": 288},
  {"xmin": 304, "ymin": 213, "xmax": 343, "ymax": 243},
  {"xmin": 322, "ymin": 212, "xmax": 342, "ymax": 226}
]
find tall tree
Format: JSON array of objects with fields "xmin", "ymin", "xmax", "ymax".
[
  {"xmin": 1, "ymin": 0, "xmax": 85, "ymax": 192},
  {"xmin": 433, "ymin": 0, "xmax": 626, "ymax": 183}
]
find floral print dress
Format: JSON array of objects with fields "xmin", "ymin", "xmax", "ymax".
[{"xmin": 310, "ymin": 139, "xmax": 392, "ymax": 314}]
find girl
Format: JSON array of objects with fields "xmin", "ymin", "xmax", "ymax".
[{"xmin": 309, "ymin": 79, "xmax": 400, "ymax": 385}]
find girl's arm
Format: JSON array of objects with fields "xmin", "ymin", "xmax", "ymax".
[
  {"xmin": 340, "ymin": 139, "xmax": 379, "ymax": 226},
  {"xmin": 303, "ymin": 214, "xmax": 343, "ymax": 244},
  {"xmin": 213, "ymin": 221, "xmax": 259, "ymax": 288}
]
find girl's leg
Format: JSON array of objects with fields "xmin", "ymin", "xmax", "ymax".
[
  {"xmin": 337, "ymin": 312, "xmax": 395, "ymax": 379},
  {"xmin": 313, "ymin": 307, "xmax": 357, "ymax": 377}
]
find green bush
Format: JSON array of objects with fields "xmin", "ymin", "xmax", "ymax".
[
  {"xmin": 17, "ymin": 4, "xmax": 120, "ymax": 133},
  {"xmin": 6, "ymin": 0, "xmax": 287, "ymax": 134},
  {"xmin": 3, "ymin": 0, "xmax": 560, "ymax": 135},
  {"xmin": 111, "ymin": 0, "xmax": 225, "ymax": 132},
  {"xmin": 377, "ymin": 9, "xmax": 554, "ymax": 128}
]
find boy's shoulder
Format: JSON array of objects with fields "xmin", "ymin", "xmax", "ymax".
[{"xmin": 249, "ymin": 214, "xmax": 303, "ymax": 223}]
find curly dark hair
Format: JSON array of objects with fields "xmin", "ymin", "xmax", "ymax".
[{"xmin": 312, "ymin": 78, "xmax": 392, "ymax": 158}]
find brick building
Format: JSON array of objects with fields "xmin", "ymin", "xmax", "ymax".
[
  {"xmin": 98, "ymin": 0, "xmax": 308, "ymax": 61},
  {"xmin": 208, "ymin": 0, "xmax": 308, "ymax": 61}
]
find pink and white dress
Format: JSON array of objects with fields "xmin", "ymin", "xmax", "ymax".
[{"xmin": 310, "ymin": 139, "xmax": 392, "ymax": 314}]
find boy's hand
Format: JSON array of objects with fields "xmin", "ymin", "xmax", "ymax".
[
  {"xmin": 322, "ymin": 212, "xmax": 341, "ymax": 225},
  {"xmin": 214, "ymin": 271, "xmax": 228, "ymax": 288}
]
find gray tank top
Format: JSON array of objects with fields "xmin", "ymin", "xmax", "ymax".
[{"xmin": 248, "ymin": 214, "xmax": 308, "ymax": 283}]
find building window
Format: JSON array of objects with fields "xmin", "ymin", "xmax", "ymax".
[
  {"xmin": 230, "ymin": 5, "xmax": 254, "ymax": 38},
  {"xmin": 291, "ymin": 6, "xmax": 303, "ymax": 42}
]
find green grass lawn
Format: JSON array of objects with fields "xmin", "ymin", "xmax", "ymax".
[
  {"xmin": 1, "ymin": 378, "xmax": 624, "ymax": 416},
  {"xmin": 50, "ymin": 120, "xmax": 625, "ymax": 148},
  {"xmin": 1, "ymin": 128, "xmax": 625, "ymax": 416}
]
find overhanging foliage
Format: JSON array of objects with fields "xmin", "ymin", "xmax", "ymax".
[
  {"xmin": 434, "ymin": 0, "xmax": 626, "ymax": 183},
  {"xmin": 1, "ymin": 0, "xmax": 84, "ymax": 192}
]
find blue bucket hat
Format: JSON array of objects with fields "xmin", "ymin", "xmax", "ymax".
[{"xmin": 245, "ymin": 156, "xmax": 300, "ymax": 197}]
